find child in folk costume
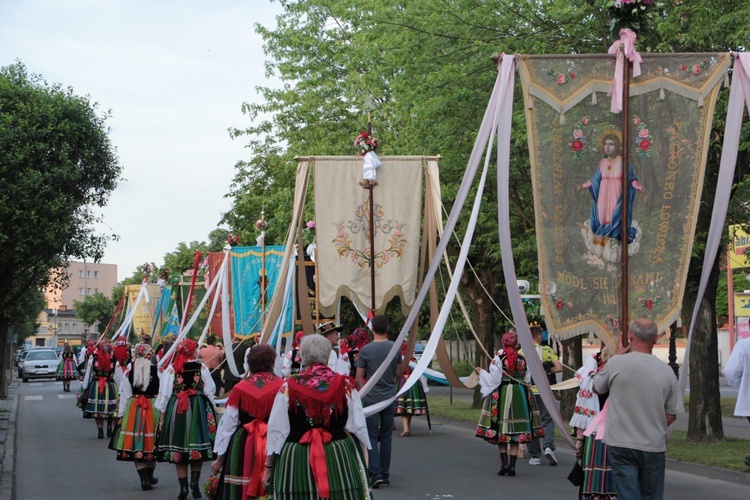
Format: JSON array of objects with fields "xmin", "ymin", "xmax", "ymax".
[
  {"xmin": 82, "ymin": 340, "xmax": 119, "ymax": 440},
  {"xmin": 280, "ymin": 331, "xmax": 305, "ymax": 378},
  {"xmin": 109, "ymin": 338, "xmax": 162, "ymax": 491},
  {"xmin": 475, "ymin": 331, "xmax": 544, "ymax": 476},
  {"xmin": 57, "ymin": 342, "xmax": 78, "ymax": 392},
  {"xmin": 212, "ymin": 344, "xmax": 285, "ymax": 500},
  {"xmin": 155, "ymin": 338, "xmax": 218, "ymax": 500},
  {"xmin": 571, "ymin": 348, "xmax": 616, "ymax": 499},
  {"xmin": 395, "ymin": 340, "xmax": 430, "ymax": 436}
]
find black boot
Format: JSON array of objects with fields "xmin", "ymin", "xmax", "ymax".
[
  {"xmin": 497, "ymin": 452, "xmax": 509, "ymax": 476},
  {"xmin": 138, "ymin": 468, "xmax": 153, "ymax": 491},
  {"xmin": 508, "ymin": 455, "xmax": 517, "ymax": 476},
  {"xmin": 190, "ymin": 471, "xmax": 202, "ymax": 498},
  {"xmin": 97, "ymin": 427, "xmax": 104, "ymax": 439},
  {"xmin": 178, "ymin": 477, "xmax": 189, "ymax": 500},
  {"xmin": 146, "ymin": 466, "xmax": 158, "ymax": 485}
]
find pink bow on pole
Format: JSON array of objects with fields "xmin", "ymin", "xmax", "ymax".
[{"xmin": 608, "ymin": 28, "xmax": 643, "ymax": 113}]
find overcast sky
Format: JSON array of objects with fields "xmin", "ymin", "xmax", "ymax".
[{"xmin": 1, "ymin": 0, "xmax": 282, "ymax": 281}]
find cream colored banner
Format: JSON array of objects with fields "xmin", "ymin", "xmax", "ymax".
[
  {"xmin": 313, "ymin": 156, "xmax": 424, "ymax": 316},
  {"xmin": 126, "ymin": 284, "xmax": 163, "ymax": 337}
]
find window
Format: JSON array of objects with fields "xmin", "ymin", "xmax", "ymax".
[
  {"xmin": 78, "ymin": 270, "xmax": 84, "ymax": 278},
  {"xmin": 72, "ymin": 324, "xmax": 77, "ymax": 335},
  {"xmin": 86, "ymin": 270, "xmax": 91, "ymax": 278},
  {"xmin": 86, "ymin": 288, "xmax": 92, "ymax": 295},
  {"xmin": 94, "ymin": 271, "xmax": 99, "ymax": 278},
  {"xmin": 78, "ymin": 288, "xmax": 84, "ymax": 296},
  {"xmin": 94, "ymin": 288, "xmax": 99, "ymax": 293}
]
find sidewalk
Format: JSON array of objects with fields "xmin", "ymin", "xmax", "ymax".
[{"xmin": 0, "ymin": 375, "xmax": 18, "ymax": 500}]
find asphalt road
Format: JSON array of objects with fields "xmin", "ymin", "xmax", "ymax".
[{"xmin": 14, "ymin": 379, "xmax": 750, "ymax": 499}]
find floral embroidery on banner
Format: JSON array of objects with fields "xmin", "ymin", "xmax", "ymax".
[
  {"xmin": 637, "ymin": 295, "xmax": 663, "ymax": 309},
  {"xmin": 547, "ymin": 68, "xmax": 576, "ymax": 85},
  {"xmin": 632, "ymin": 116, "xmax": 653, "ymax": 160},
  {"xmin": 332, "ymin": 200, "xmax": 408, "ymax": 269},
  {"xmin": 680, "ymin": 59, "xmax": 713, "ymax": 76},
  {"xmin": 569, "ymin": 117, "xmax": 589, "ymax": 160}
]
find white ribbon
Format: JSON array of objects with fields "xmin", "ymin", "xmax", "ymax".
[{"xmin": 362, "ymin": 150, "xmax": 382, "ymax": 180}]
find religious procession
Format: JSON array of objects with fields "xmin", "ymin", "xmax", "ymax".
[{"xmin": 5, "ymin": 2, "xmax": 750, "ymax": 500}]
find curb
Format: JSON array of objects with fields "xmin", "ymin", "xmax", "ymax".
[
  {"xmin": 666, "ymin": 457, "xmax": 750, "ymax": 486},
  {"xmin": 0, "ymin": 377, "xmax": 18, "ymax": 500}
]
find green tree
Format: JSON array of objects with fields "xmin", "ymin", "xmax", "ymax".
[
  {"xmin": 227, "ymin": 1, "xmax": 750, "ymax": 425},
  {"xmin": 163, "ymin": 241, "xmax": 210, "ymax": 275},
  {"xmin": 0, "ymin": 62, "xmax": 121, "ymax": 396},
  {"xmin": 74, "ymin": 292, "xmax": 116, "ymax": 335}
]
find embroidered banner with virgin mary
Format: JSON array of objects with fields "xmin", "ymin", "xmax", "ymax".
[{"xmin": 518, "ymin": 53, "xmax": 730, "ymax": 347}]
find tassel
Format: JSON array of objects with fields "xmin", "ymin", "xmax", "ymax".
[
  {"xmin": 559, "ymin": 113, "xmax": 565, "ymax": 125},
  {"xmin": 698, "ymin": 94, "xmax": 705, "ymax": 107},
  {"xmin": 591, "ymin": 92, "xmax": 597, "ymax": 105},
  {"xmin": 724, "ymin": 72, "xmax": 730, "ymax": 88},
  {"xmin": 659, "ymin": 87, "xmax": 665, "ymax": 100}
]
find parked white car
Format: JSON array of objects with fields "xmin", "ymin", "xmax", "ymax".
[{"xmin": 20, "ymin": 349, "xmax": 60, "ymax": 382}]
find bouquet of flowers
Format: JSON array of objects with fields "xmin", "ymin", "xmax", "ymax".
[
  {"xmin": 607, "ymin": 0, "xmax": 653, "ymax": 35},
  {"xmin": 256, "ymin": 219, "xmax": 269, "ymax": 231},
  {"xmin": 203, "ymin": 475, "xmax": 219, "ymax": 500},
  {"xmin": 227, "ymin": 233, "xmax": 241, "ymax": 246},
  {"xmin": 353, "ymin": 130, "xmax": 379, "ymax": 156}
]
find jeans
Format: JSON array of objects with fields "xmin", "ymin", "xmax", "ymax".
[
  {"xmin": 365, "ymin": 400, "xmax": 396, "ymax": 480},
  {"xmin": 608, "ymin": 445, "xmax": 666, "ymax": 500},
  {"xmin": 527, "ymin": 393, "xmax": 555, "ymax": 458}
]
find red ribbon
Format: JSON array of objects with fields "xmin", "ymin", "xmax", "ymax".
[
  {"xmin": 136, "ymin": 394, "xmax": 151, "ymax": 411},
  {"xmin": 97, "ymin": 376, "xmax": 108, "ymax": 392},
  {"xmin": 299, "ymin": 428, "xmax": 333, "ymax": 498},
  {"xmin": 176, "ymin": 389, "xmax": 196, "ymax": 414},
  {"xmin": 242, "ymin": 419, "xmax": 268, "ymax": 498}
]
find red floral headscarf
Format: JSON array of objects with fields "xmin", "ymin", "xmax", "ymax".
[
  {"xmin": 292, "ymin": 331, "xmax": 305, "ymax": 349},
  {"xmin": 173, "ymin": 339, "xmax": 198, "ymax": 374},
  {"xmin": 353, "ymin": 327, "xmax": 370, "ymax": 349},
  {"xmin": 96, "ymin": 343, "xmax": 113, "ymax": 372},
  {"xmin": 501, "ymin": 332, "xmax": 518, "ymax": 373},
  {"xmin": 113, "ymin": 339, "xmax": 130, "ymax": 366}
]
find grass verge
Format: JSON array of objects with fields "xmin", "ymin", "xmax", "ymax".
[{"xmin": 428, "ymin": 395, "xmax": 750, "ymax": 472}]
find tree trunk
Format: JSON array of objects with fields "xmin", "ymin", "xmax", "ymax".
[
  {"xmin": 462, "ymin": 268, "xmax": 498, "ymax": 409},
  {"xmin": 559, "ymin": 335, "xmax": 582, "ymax": 422},
  {"xmin": 686, "ymin": 252, "xmax": 724, "ymax": 441},
  {"xmin": 0, "ymin": 319, "xmax": 10, "ymax": 399}
]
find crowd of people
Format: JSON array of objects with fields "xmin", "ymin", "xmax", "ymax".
[{"xmin": 66, "ymin": 315, "xmax": 688, "ymax": 499}]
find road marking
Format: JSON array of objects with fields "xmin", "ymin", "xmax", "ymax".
[
  {"xmin": 24, "ymin": 395, "xmax": 43, "ymax": 401},
  {"xmin": 57, "ymin": 394, "xmax": 77, "ymax": 400},
  {"xmin": 29, "ymin": 383, "xmax": 44, "ymax": 386}
]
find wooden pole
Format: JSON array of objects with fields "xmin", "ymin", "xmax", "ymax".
[
  {"xmin": 260, "ymin": 209, "xmax": 267, "ymax": 330},
  {"xmin": 620, "ymin": 54, "xmax": 632, "ymax": 347},
  {"xmin": 366, "ymin": 112, "xmax": 376, "ymax": 313}
]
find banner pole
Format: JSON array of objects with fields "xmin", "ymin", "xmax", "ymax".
[{"xmin": 620, "ymin": 53, "xmax": 632, "ymax": 347}]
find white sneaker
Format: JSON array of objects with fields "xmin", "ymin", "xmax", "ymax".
[
  {"xmin": 528, "ymin": 457, "xmax": 541, "ymax": 465},
  {"xmin": 544, "ymin": 447, "xmax": 558, "ymax": 466}
]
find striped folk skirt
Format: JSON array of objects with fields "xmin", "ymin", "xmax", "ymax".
[
  {"xmin": 272, "ymin": 434, "xmax": 372, "ymax": 500},
  {"xmin": 109, "ymin": 395, "xmax": 161, "ymax": 462},
  {"xmin": 475, "ymin": 382, "xmax": 543, "ymax": 444},
  {"xmin": 156, "ymin": 392, "xmax": 217, "ymax": 464},
  {"xmin": 83, "ymin": 379, "xmax": 118, "ymax": 419},
  {"xmin": 216, "ymin": 424, "xmax": 269, "ymax": 500},
  {"xmin": 581, "ymin": 433, "xmax": 617, "ymax": 499},
  {"xmin": 57, "ymin": 358, "xmax": 78, "ymax": 380},
  {"xmin": 395, "ymin": 378, "xmax": 429, "ymax": 417}
]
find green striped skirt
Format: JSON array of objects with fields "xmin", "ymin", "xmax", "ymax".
[
  {"xmin": 395, "ymin": 379, "xmax": 429, "ymax": 416},
  {"xmin": 82, "ymin": 379, "xmax": 118, "ymax": 419},
  {"xmin": 581, "ymin": 433, "xmax": 616, "ymax": 498},
  {"xmin": 475, "ymin": 382, "xmax": 543, "ymax": 444},
  {"xmin": 272, "ymin": 434, "xmax": 372, "ymax": 500},
  {"xmin": 156, "ymin": 393, "xmax": 217, "ymax": 463}
]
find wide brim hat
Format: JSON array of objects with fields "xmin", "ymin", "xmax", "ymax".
[{"xmin": 317, "ymin": 321, "xmax": 343, "ymax": 335}]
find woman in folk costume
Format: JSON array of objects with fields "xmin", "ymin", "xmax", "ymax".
[
  {"xmin": 82, "ymin": 340, "xmax": 119, "ymax": 439},
  {"xmin": 112, "ymin": 337, "xmax": 132, "ymax": 384},
  {"xmin": 280, "ymin": 330, "xmax": 305, "ymax": 378},
  {"xmin": 475, "ymin": 331, "xmax": 543, "ymax": 477},
  {"xmin": 211, "ymin": 344, "xmax": 284, "ymax": 499},
  {"xmin": 345, "ymin": 327, "xmax": 371, "ymax": 378},
  {"xmin": 395, "ymin": 340, "xmax": 429, "ymax": 437},
  {"xmin": 110, "ymin": 339, "xmax": 162, "ymax": 491},
  {"xmin": 262, "ymin": 334, "xmax": 371, "ymax": 499},
  {"xmin": 155, "ymin": 338, "xmax": 218, "ymax": 500},
  {"xmin": 57, "ymin": 342, "xmax": 78, "ymax": 392},
  {"xmin": 76, "ymin": 340, "xmax": 97, "ymax": 412},
  {"xmin": 571, "ymin": 347, "xmax": 616, "ymax": 499}
]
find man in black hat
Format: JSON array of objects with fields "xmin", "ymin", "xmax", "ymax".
[{"xmin": 318, "ymin": 321, "xmax": 350, "ymax": 375}]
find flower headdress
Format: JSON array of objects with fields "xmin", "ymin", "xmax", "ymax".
[{"xmin": 173, "ymin": 338, "xmax": 198, "ymax": 374}]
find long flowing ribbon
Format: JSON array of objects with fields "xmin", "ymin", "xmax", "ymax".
[
  {"xmin": 608, "ymin": 28, "xmax": 642, "ymax": 113},
  {"xmin": 175, "ymin": 389, "xmax": 196, "ymax": 414},
  {"xmin": 299, "ymin": 428, "xmax": 333, "ymax": 498},
  {"xmin": 136, "ymin": 394, "xmax": 151, "ymax": 411},
  {"xmin": 243, "ymin": 419, "xmax": 268, "ymax": 498},
  {"xmin": 680, "ymin": 53, "xmax": 750, "ymax": 394}
]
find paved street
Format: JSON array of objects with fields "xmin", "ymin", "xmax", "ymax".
[{"xmin": 6, "ymin": 377, "xmax": 750, "ymax": 499}]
